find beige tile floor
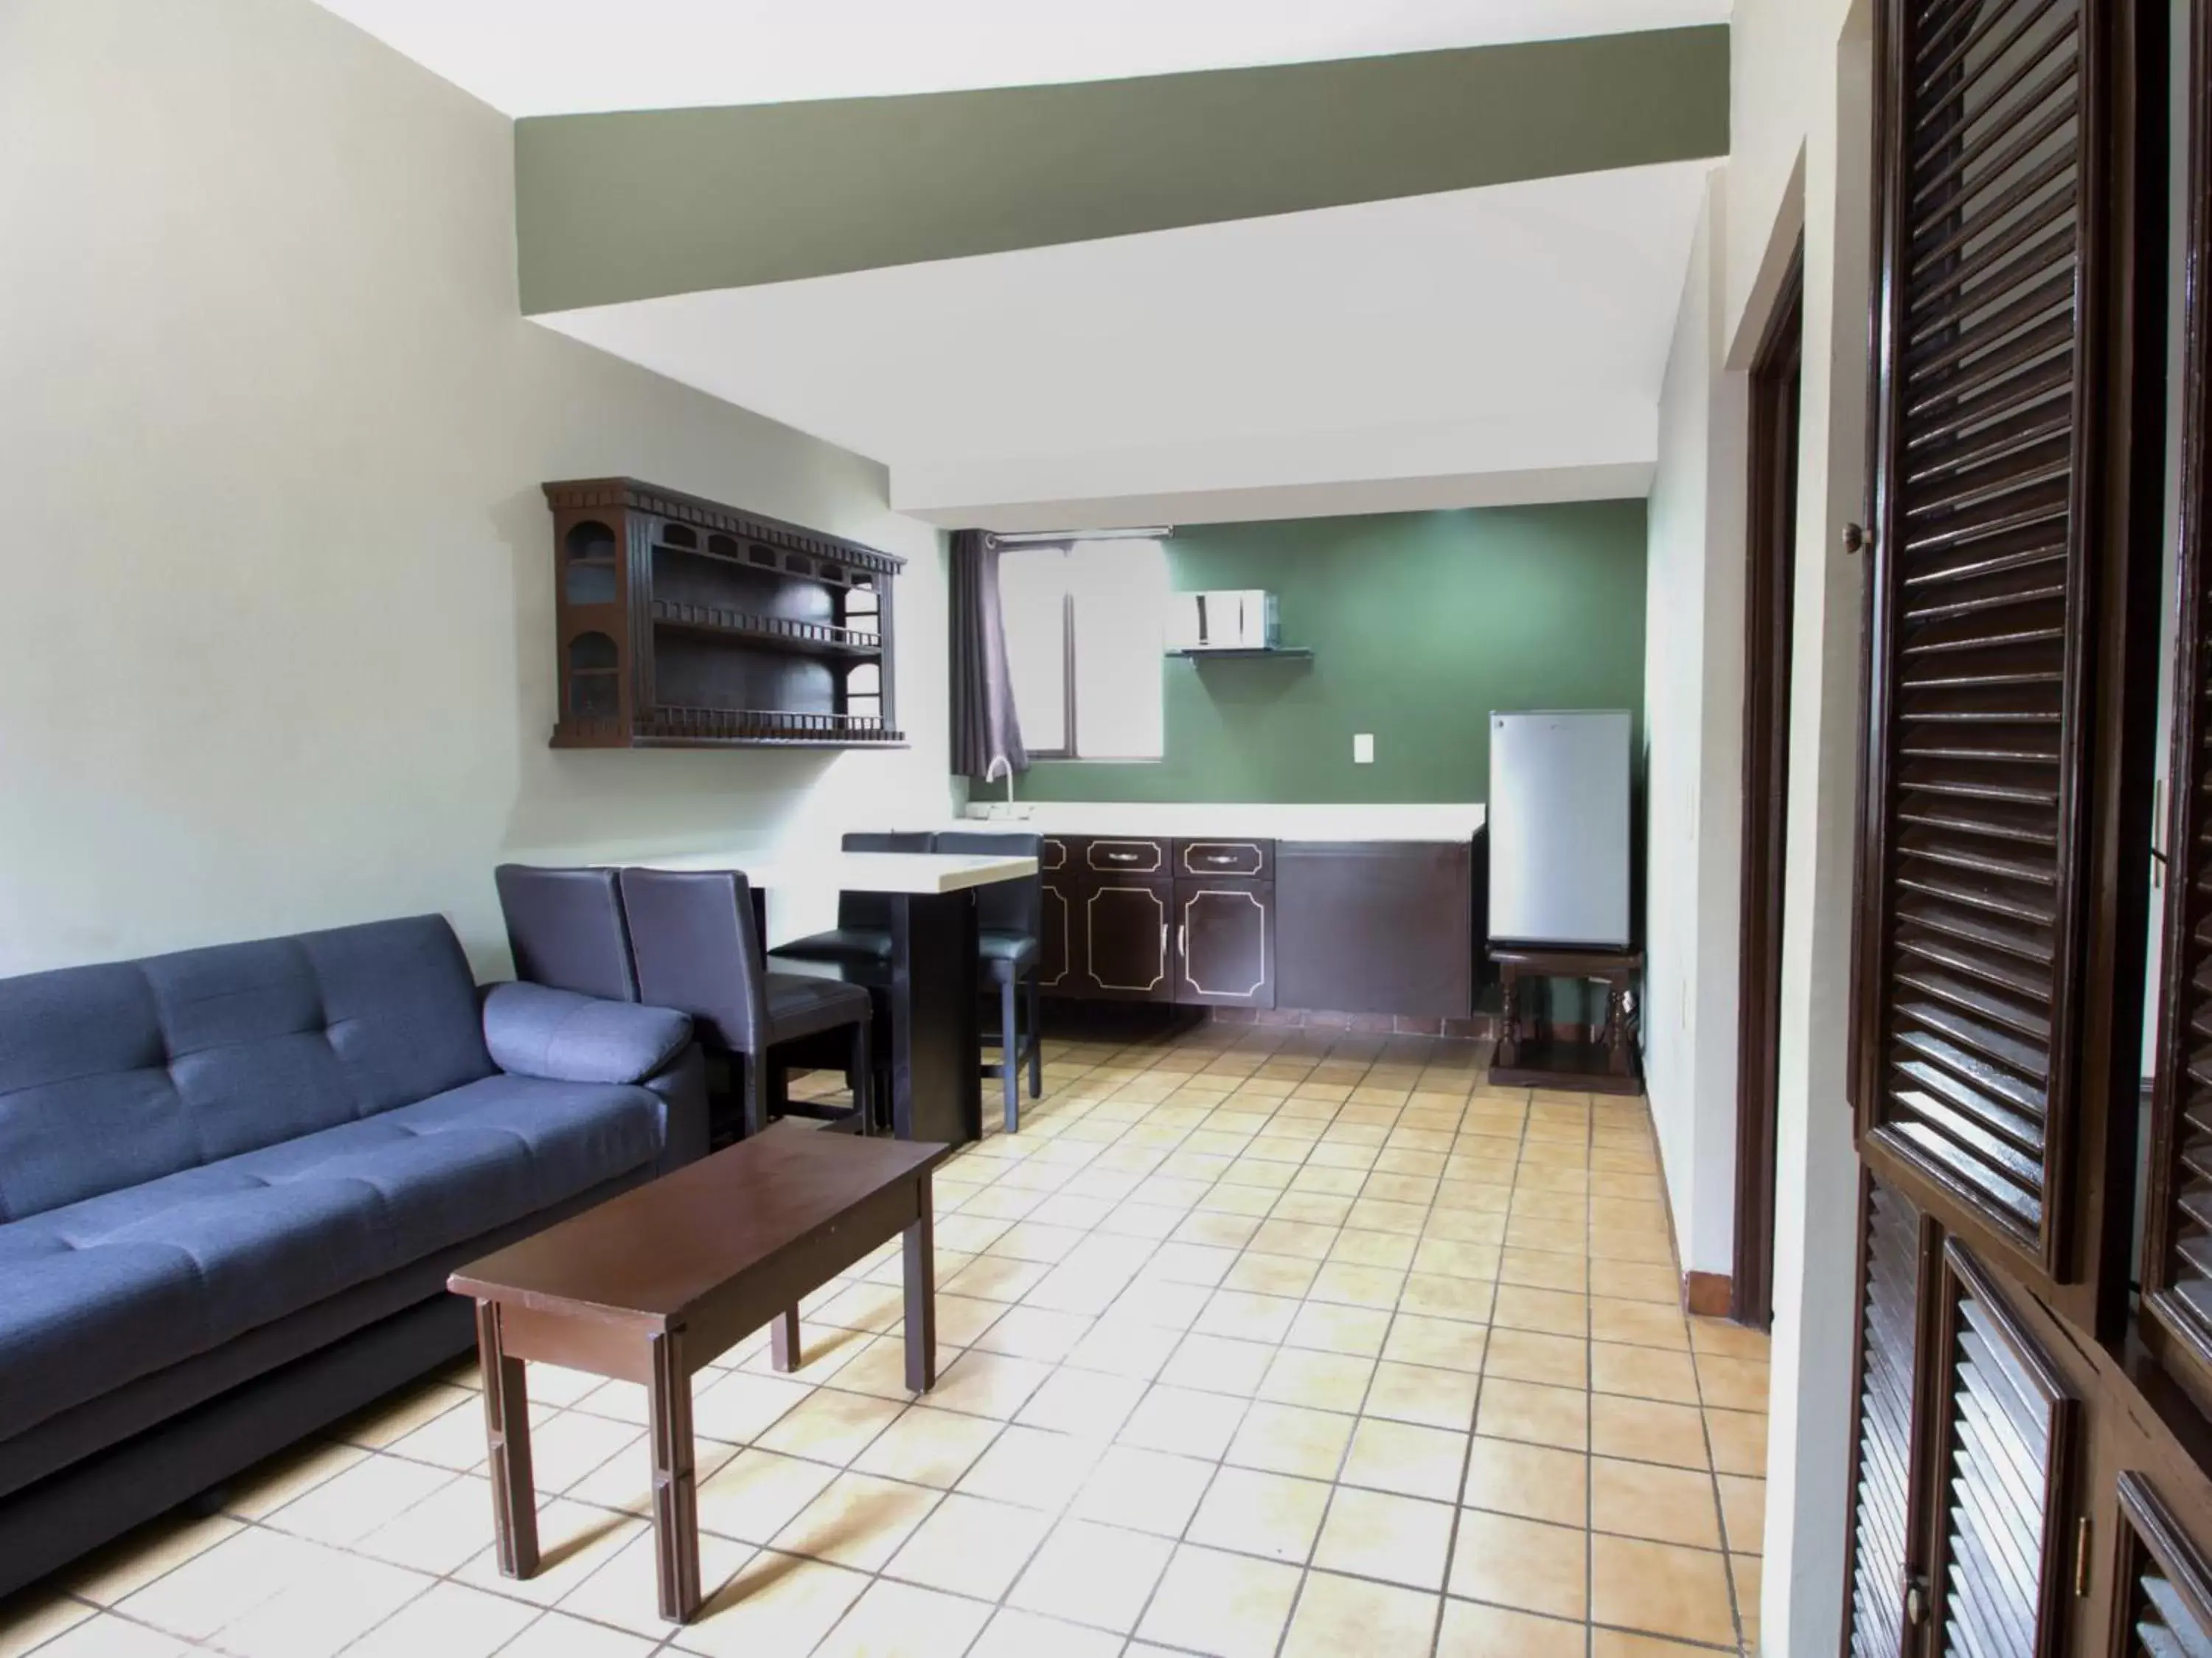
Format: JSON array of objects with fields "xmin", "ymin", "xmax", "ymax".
[{"xmin": 0, "ymin": 1024, "xmax": 1770, "ymax": 1658}]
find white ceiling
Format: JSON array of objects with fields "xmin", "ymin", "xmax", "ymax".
[
  {"xmin": 537, "ymin": 160, "xmax": 1712, "ymax": 525},
  {"xmin": 310, "ymin": 0, "xmax": 1729, "ymax": 117}
]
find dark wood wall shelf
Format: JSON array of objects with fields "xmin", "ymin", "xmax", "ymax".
[
  {"xmin": 545, "ymin": 477, "xmax": 904, "ymax": 751},
  {"xmin": 649, "ymin": 600, "xmax": 883, "ymax": 659}
]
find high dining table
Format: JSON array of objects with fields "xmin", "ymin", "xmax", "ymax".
[{"xmin": 609, "ymin": 847, "xmax": 1037, "ymax": 1146}]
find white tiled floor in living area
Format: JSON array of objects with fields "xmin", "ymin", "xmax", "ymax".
[{"xmin": 1, "ymin": 1023, "xmax": 1770, "ymax": 1658}]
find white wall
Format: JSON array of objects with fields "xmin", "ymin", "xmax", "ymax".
[
  {"xmin": 1708, "ymin": 3, "xmax": 1875, "ymax": 1651},
  {"xmin": 1638, "ymin": 0, "xmax": 1873, "ymax": 1649},
  {"xmin": 0, "ymin": 0, "xmax": 956, "ymax": 980},
  {"xmin": 1641, "ymin": 170, "xmax": 1747, "ymax": 1283}
]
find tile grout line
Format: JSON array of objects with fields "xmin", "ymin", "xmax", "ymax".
[{"xmin": 1413, "ymin": 1071, "xmax": 1529, "ymax": 1658}]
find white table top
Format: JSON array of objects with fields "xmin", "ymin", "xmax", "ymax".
[{"xmin": 611, "ymin": 849, "xmax": 1037, "ymax": 895}]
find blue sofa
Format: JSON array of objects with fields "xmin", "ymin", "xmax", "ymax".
[{"xmin": 0, "ymin": 915, "xmax": 707, "ymax": 1595}]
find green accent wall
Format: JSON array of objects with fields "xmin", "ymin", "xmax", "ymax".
[
  {"xmin": 516, "ymin": 28, "xmax": 1728, "ymax": 313},
  {"xmin": 1015, "ymin": 501, "xmax": 1647, "ymax": 805}
]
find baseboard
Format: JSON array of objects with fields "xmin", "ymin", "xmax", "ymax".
[{"xmin": 1683, "ymin": 1271, "xmax": 1733, "ymax": 1318}]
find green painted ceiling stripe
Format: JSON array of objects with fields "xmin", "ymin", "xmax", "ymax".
[{"xmin": 515, "ymin": 26, "xmax": 1728, "ymax": 314}]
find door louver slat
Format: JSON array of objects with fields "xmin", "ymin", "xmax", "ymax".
[
  {"xmin": 1863, "ymin": 0, "xmax": 2089, "ymax": 1258},
  {"xmin": 1850, "ymin": 1179, "xmax": 1926, "ymax": 1657}
]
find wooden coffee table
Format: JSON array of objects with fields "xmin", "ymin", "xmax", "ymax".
[{"xmin": 448, "ymin": 1123, "xmax": 950, "ymax": 1623}]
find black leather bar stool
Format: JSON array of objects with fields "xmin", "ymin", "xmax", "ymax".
[
  {"xmin": 935, "ymin": 830, "xmax": 1044, "ymax": 1132},
  {"xmin": 771, "ymin": 830, "xmax": 932, "ymax": 977},
  {"xmin": 493, "ymin": 864, "xmax": 639, "ymax": 1001},
  {"xmin": 619, "ymin": 867, "xmax": 874, "ymax": 1140}
]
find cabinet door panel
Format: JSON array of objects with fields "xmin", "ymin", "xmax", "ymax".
[
  {"xmin": 1037, "ymin": 839, "xmax": 1081, "ymax": 996},
  {"xmin": 1082, "ymin": 876, "xmax": 1174, "ymax": 1001},
  {"xmin": 1039, "ymin": 875, "xmax": 1080, "ymax": 996},
  {"xmin": 1276, "ymin": 841, "xmax": 1472, "ymax": 1019},
  {"xmin": 1175, "ymin": 878, "xmax": 1275, "ymax": 1007}
]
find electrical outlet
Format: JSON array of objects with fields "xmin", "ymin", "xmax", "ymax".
[{"xmin": 1353, "ymin": 733, "xmax": 1374, "ymax": 764}]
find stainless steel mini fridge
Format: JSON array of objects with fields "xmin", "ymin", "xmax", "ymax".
[{"xmin": 1487, "ymin": 710, "xmax": 1632, "ymax": 948}]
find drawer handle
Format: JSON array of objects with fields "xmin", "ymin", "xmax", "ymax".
[
  {"xmin": 1206, "ymin": 853, "xmax": 1236, "ymax": 864},
  {"xmin": 1108, "ymin": 851, "xmax": 1138, "ymax": 863}
]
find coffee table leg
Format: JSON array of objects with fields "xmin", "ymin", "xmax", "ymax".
[
  {"xmin": 771, "ymin": 1307, "xmax": 801, "ymax": 1373},
  {"xmin": 475, "ymin": 1300, "xmax": 538, "ymax": 1579},
  {"xmin": 904, "ymin": 1174, "xmax": 936, "ymax": 1393},
  {"xmin": 647, "ymin": 1331, "xmax": 702, "ymax": 1623}
]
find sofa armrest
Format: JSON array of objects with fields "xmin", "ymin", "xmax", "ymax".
[
  {"xmin": 641, "ymin": 1044, "xmax": 710, "ymax": 1173},
  {"xmin": 482, "ymin": 982, "xmax": 692, "ymax": 1086}
]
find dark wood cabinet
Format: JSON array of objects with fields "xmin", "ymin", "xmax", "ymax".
[
  {"xmin": 1037, "ymin": 830, "xmax": 1471, "ymax": 1019},
  {"xmin": 1174, "ymin": 878, "xmax": 1275, "ymax": 1007},
  {"xmin": 1276, "ymin": 840, "xmax": 1473, "ymax": 1020},
  {"xmin": 543, "ymin": 477, "xmax": 904, "ymax": 750},
  {"xmin": 1079, "ymin": 874, "xmax": 1175, "ymax": 1001}
]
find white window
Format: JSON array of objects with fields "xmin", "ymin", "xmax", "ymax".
[{"xmin": 999, "ymin": 539, "xmax": 1166, "ymax": 760}]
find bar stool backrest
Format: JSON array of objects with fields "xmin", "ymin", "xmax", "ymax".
[
  {"xmin": 931, "ymin": 831, "xmax": 1043, "ymax": 939},
  {"xmin": 838, "ymin": 831, "xmax": 933, "ymax": 932}
]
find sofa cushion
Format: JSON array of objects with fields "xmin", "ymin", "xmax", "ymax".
[
  {"xmin": 0, "ymin": 1073, "xmax": 661, "ymax": 1437},
  {"xmin": 0, "ymin": 917, "xmax": 493, "ymax": 1222},
  {"xmin": 481, "ymin": 982, "xmax": 692, "ymax": 1086}
]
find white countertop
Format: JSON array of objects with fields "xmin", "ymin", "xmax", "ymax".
[
  {"xmin": 920, "ymin": 802, "xmax": 1485, "ymax": 842},
  {"xmin": 599, "ymin": 849, "xmax": 1037, "ymax": 895}
]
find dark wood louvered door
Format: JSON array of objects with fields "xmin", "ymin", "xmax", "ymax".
[
  {"xmin": 1846, "ymin": 1177, "xmax": 1937, "ymax": 1655},
  {"xmin": 1842, "ymin": 0, "xmax": 2173, "ymax": 1651},
  {"xmin": 2144, "ymin": 0, "xmax": 2212, "ymax": 1423},
  {"xmin": 1857, "ymin": 0, "xmax": 2163, "ymax": 1331},
  {"xmin": 2112, "ymin": 1477, "xmax": 2212, "ymax": 1654},
  {"xmin": 1924, "ymin": 1244, "xmax": 2079, "ymax": 1656}
]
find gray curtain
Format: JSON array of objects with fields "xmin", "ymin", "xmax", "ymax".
[{"xmin": 948, "ymin": 529, "xmax": 1028, "ymax": 780}]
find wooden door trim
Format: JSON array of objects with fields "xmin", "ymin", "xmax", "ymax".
[{"xmin": 1733, "ymin": 239, "xmax": 1804, "ymax": 1331}]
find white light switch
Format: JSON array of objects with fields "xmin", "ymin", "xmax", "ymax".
[{"xmin": 1353, "ymin": 733, "xmax": 1374, "ymax": 764}]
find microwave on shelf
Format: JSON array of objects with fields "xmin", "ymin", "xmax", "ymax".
[{"xmin": 1166, "ymin": 589, "xmax": 1278, "ymax": 652}]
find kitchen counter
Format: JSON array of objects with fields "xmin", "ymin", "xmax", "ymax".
[{"xmin": 920, "ymin": 802, "xmax": 1485, "ymax": 842}]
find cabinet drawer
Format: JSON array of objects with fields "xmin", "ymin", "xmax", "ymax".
[
  {"xmin": 1085, "ymin": 837, "xmax": 1168, "ymax": 875},
  {"xmin": 1174, "ymin": 838, "xmax": 1274, "ymax": 878}
]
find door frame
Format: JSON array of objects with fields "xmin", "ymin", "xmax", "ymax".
[{"xmin": 1731, "ymin": 241, "xmax": 1804, "ymax": 1331}]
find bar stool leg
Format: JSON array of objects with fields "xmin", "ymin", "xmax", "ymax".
[
  {"xmin": 1026, "ymin": 973, "xmax": 1043, "ymax": 1100},
  {"xmin": 742, "ymin": 1054, "xmax": 767, "ymax": 1140},
  {"xmin": 1000, "ymin": 977, "xmax": 1019, "ymax": 1133},
  {"xmin": 852, "ymin": 1016, "xmax": 874, "ymax": 1135}
]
